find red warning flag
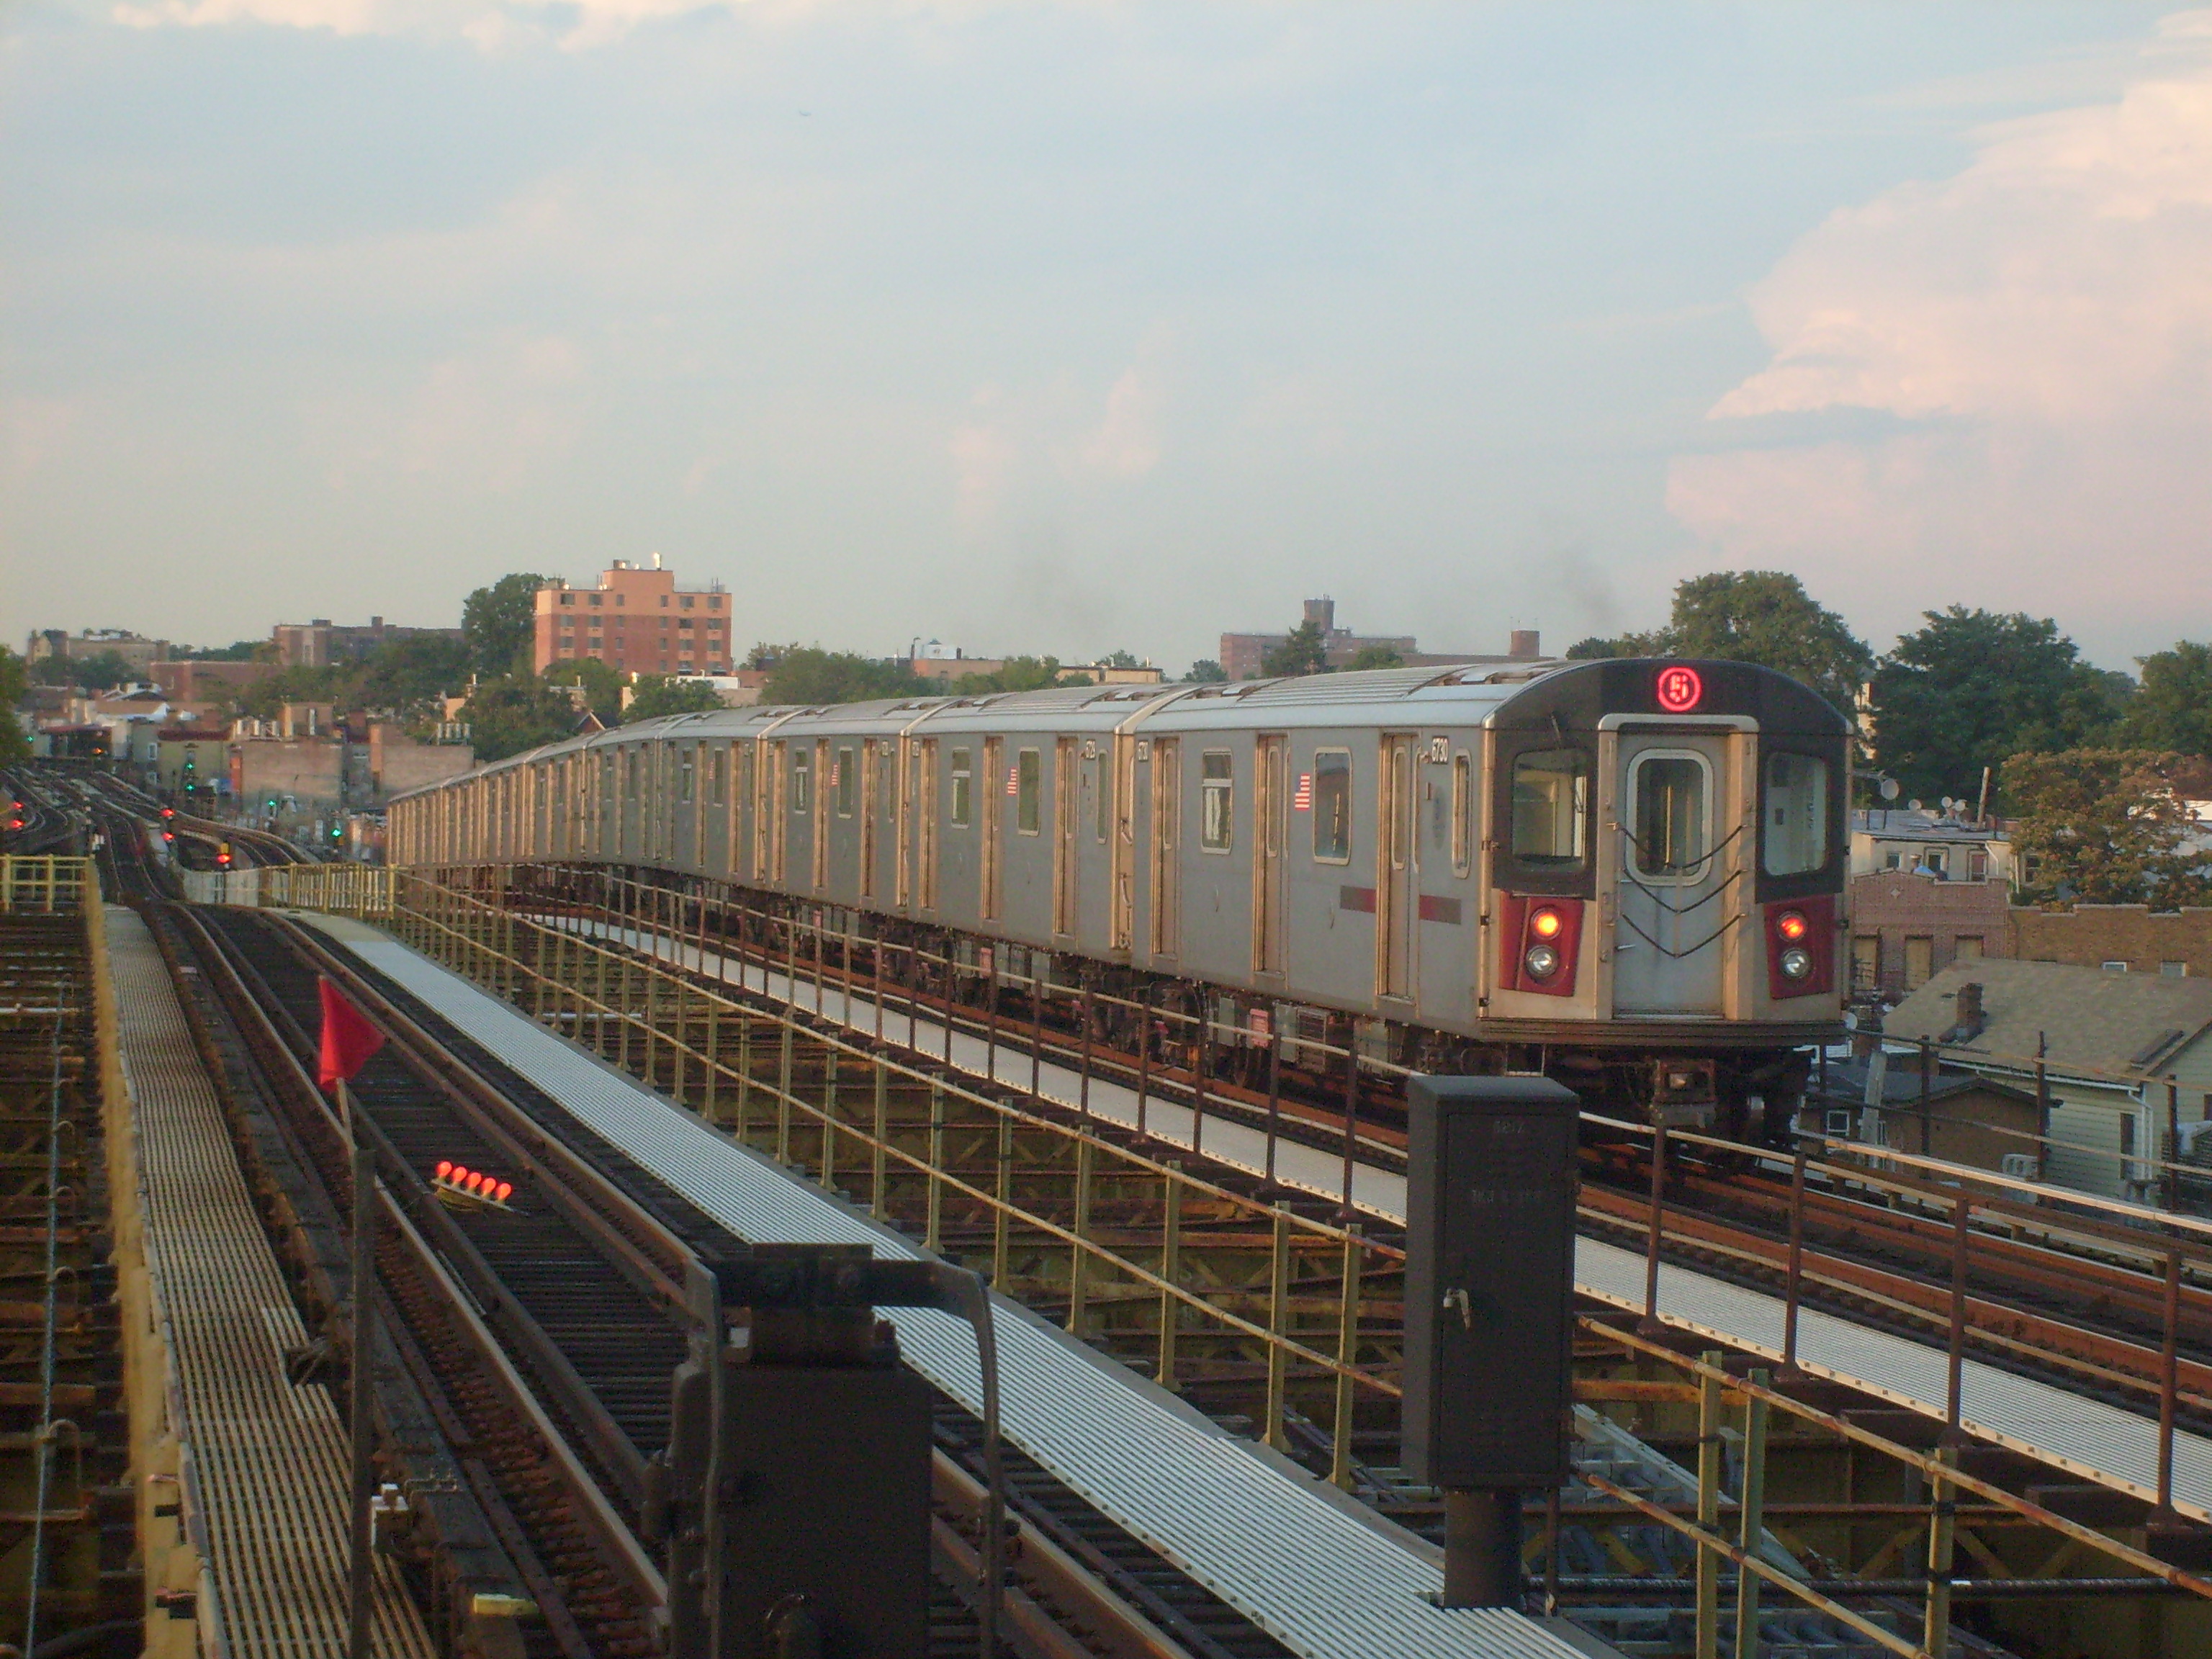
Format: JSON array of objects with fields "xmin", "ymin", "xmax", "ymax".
[{"xmin": 318, "ymin": 979, "xmax": 385, "ymax": 1092}]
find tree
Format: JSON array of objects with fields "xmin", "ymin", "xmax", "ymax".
[
  {"xmin": 622, "ymin": 675, "xmax": 727, "ymax": 724},
  {"xmin": 355, "ymin": 635, "xmax": 474, "ymax": 716},
  {"xmin": 462, "ymin": 572, "xmax": 547, "ymax": 675},
  {"xmin": 175, "ymin": 639, "xmax": 264, "ymax": 661},
  {"xmin": 37, "ymin": 650, "xmax": 138, "ymax": 692},
  {"xmin": 950, "ymin": 656, "xmax": 1079, "ymax": 695},
  {"xmin": 1100, "ymin": 649, "xmax": 1141, "ymax": 670},
  {"xmin": 1346, "ymin": 644, "xmax": 1404, "ymax": 671},
  {"xmin": 760, "ymin": 648, "xmax": 930, "ymax": 706},
  {"xmin": 1665, "ymin": 571, "xmax": 1872, "ymax": 714},
  {"xmin": 460, "ymin": 676, "xmax": 581, "ymax": 763},
  {"xmin": 1564, "ymin": 631, "xmax": 1667, "ymax": 660},
  {"xmin": 2005, "ymin": 749, "xmax": 2211, "ymax": 909},
  {"xmin": 1260, "ymin": 621, "xmax": 1329, "ymax": 678},
  {"xmin": 544, "ymin": 657, "xmax": 625, "ymax": 724},
  {"xmin": 2119, "ymin": 642, "xmax": 2212, "ymax": 756},
  {"xmin": 0, "ymin": 647, "xmax": 30, "ymax": 764},
  {"xmin": 240, "ymin": 664, "xmax": 350, "ymax": 720},
  {"xmin": 1871, "ymin": 608, "xmax": 2128, "ymax": 805},
  {"xmin": 1185, "ymin": 658, "xmax": 1228, "ymax": 683}
]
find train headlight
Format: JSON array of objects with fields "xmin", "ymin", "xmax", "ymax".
[
  {"xmin": 1529, "ymin": 907, "xmax": 1563, "ymax": 940},
  {"xmin": 1779, "ymin": 945, "xmax": 1812, "ymax": 980},
  {"xmin": 1776, "ymin": 910, "xmax": 1809, "ymax": 943},
  {"xmin": 1524, "ymin": 943, "xmax": 1562, "ymax": 981}
]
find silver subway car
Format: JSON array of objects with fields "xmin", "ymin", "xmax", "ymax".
[{"xmin": 389, "ymin": 660, "xmax": 1849, "ymax": 1133}]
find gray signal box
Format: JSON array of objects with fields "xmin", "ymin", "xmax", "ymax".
[{"xmin": 1402, "ymin": 1074, "xmax": 1579, "ymax": 1491}]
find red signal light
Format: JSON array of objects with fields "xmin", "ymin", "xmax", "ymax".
[
  {"xmin": 1655, "ymin": 665, "xmax": 1704, "ymax": 714},
  {"xmin": 495, "ymin": 1182, "xmax": 513, "ymax": 1202},
  {"xmin": 1529, "ymin": 907, "xmax": 1563, "ymax": 940},
  {"xmin": 1776, "ymin": 911, "xmax": 1809, "ymax": 943},
  {"xmin": 435, "ymin": 1160, "xmax": 453, "ymax": 1179}
]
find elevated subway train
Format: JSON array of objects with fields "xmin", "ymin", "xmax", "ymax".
[{"xmin": 387, "ymin": 658, "xmax": 1850, "ymax": 1134}]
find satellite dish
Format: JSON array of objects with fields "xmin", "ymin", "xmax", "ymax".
[
  {"xmin": 1879, "ymin": 777, "xmax": 1900, "ymax": 801},
  {"xmin": 1908, "ymin": 799, "xmax": 1923, "ymax": 811}
]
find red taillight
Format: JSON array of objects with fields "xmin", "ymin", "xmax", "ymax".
[
  {"xmin": 1503, "ymin": 896, "xmax": 1583, "ymax": 997},
  {"xmin": 1529, "ymin": 907, "xmax": 1563, "ymax": 940},
  {"xmin": 495, "ymin": 1182, "xmax": 513, "ymax": 1202},
  {"xmin": 434, "ymin": 1160, "xmax": 452, "ymax": 1179},
  {"xmin": 1776, "ymin": 910, "xmax": 1809, "ymax": 942}
]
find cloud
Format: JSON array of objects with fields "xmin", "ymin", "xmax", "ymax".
[
  {"xmin": 1668, "ymin": 11, "xmax": 2212, "ymax": 655},
  {"xmin": 110, "ymin": 0, "xmax": 990, "ymax": 50}
]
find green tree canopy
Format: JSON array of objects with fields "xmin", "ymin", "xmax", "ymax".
[
  {"xmin": 461, "ymin": 676, "xmax": 580, "ymax": 763},
  {"xmin": 34, "ymin": 650, "xmax": 138, "ymax": 692},
  {"xmin": 1184, "ymin": 658, "xmax": 1228, "ymax": 683},
  {"xmin": 355, "ymin": 634, "xmax": 474, "ymax": 716},
  {"xmin": 2118, "ymin": 642, "xmax": 2212, "ymax": 756},
  {"xmin": 2005, "ymin": 748, "xmax": 2211, "ymax": 909},
  {"xmin": 1871, "ymin": 607, "xmax": 2129, "ymax": 804},
  {"xmin": 543, "ymin": 657, "xmax": 625, "ymax": 724},
  {"xmin": 622, "ymin": 675, "xmax": 727, "ymax": 724},
  {"xmin": 0, "ymin": 648, "xmax": 31, "ymax": 764},
  {"xmin": 760, "ymin": 648, "xmax": 930, "ymax": 706},
  {"xmin": 239, "ymin": 664, "xmax": 350, "ymax": 720},
  {"xmin": 1563, "ymin": 631, "xmax": 1666, "ymax": 660},
  {"xmin": 1346, "ymin": 644, "xmax": 1404, "ymax": 671},
  {"xmin": 462, "ymin": 572, "xmax": 547, "ymax": 675},
  {"xmin": 950, "ymin": 656, "xmax": 1081, "ymax": 694},
  {"xmin": 1260, "ymin": 621, "xmax": 1328, "ymax": 678},
  {"xmin": 1100, "ymin": 649, "xmax": 1141, "ymax": 670},
  {"xmin": 1664, "ymin": 571, "xmax": 1872, "ymax": 714},
  {"xmin": 174, "ymin": 640, "xmax": 264, "ymax": 661}
]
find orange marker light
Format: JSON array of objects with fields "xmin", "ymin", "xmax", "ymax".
[
  {"xmin": 495, "ymin": 1182, "xmax": 513, "ymax": 1202},
  {"xmin": 1776, "ymin": 911, "xmax": 1809, "ymax": 942},
  {"xmin": 435, "ymin": 1160, "xmax": 453, "ymax": 1179},
  {"xmin": 1529, "ymin": 907, "xmax": 1564, "ymax": 940}
]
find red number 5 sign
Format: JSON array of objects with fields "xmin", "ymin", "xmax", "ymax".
[{"xmin": 1655, "ymin": 665, "xmax": 1704, "ymax": 713}]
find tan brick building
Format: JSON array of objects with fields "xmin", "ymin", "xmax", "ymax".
[
  {"xmin": 2007, "ymin": 904, "xmax": 2212, "ymax": 980},
  {"xmin": 534, "ymin": 559, "xmax": 733, "ymax": 677},
  {"xmin": 1847, "ymin": 870, "xmax": 2012, "ymax": 999}
]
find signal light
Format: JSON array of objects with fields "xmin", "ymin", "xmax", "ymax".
[
  {"xmin": 1529, "ymin": 907, "xmax": 1563, "ymax": 940},
  {"xmin": 432, "ymin": 1161, "xmax": 514, "ymax": 1211},
  {"xmin": 1776, "ymin": 910, "xmax": 1809, "ymax": 943},
  {"xmin": 1524, "ymin": 942, "xmax": 1562, "ymax": 980}
]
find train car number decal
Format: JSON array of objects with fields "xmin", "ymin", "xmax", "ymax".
[{"xmin": 1655, "ymin": 665, "xmax": 1704, "ymax": 713}]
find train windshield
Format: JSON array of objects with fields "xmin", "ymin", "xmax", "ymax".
[
  {"xmin": 1509, "ymin": 748, "xmax": 1589, "ymax": 869},
  {"xmin": 1761, "ymin": 750, "xmax": 1832, "ymax": 876},
  {"xmin": 1629, "ymin": 753, "xmax": 1708, "ymax": 880}
]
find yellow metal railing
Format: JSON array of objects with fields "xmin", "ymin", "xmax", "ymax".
[{"xmin": 0, "ymin": 855, "xmax": 97, "ymax": 913}]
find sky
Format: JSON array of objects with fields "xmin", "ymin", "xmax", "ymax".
[{"xmin": 4, "ymin": 1, "xmax": 2208, "ymax": 676}]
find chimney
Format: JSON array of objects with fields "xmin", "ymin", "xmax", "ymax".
[
  {"xmin": 1509, "ymin": 629, "xmax": 1540, "ymax": 660},
  {"xmin": 1303, "ymin": 597, "xmax": 1336, "ymax": 633},
  {"xmin": 1941, "ymin": 981, "xmax": 1986, "ymax": 1046}
]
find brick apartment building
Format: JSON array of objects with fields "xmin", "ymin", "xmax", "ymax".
[
  {"xmin": 271, "ymin": 616, "xmax": 462, "ymax": 667},
  {"xmin": 534, "ymin": 559, "xmax": 734, "ymax": 677}
]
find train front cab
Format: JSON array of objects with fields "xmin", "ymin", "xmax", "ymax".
[{"xmin": 1481, "ymin": 660, "xmax": 1848, "ymax": 1134}]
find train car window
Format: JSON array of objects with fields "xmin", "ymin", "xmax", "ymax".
[
  {"xmin": 1451, "ymin": 752, "xmax": 1473, "ymax": 876},
  {"xmin": 1627, "ymin": 752, "xmax": 1708, "ymax": 881},
  {"xmin": 1311, "ymin": 750, "xmax": 1352, "ymax": 863},
  {"xmin": 709, "ymin": 746, "xmax": 726, "ymax": 806},
  {"xmin": 1017, "ymin": 748, "xmax": 1043, "ymax": 835},
  {"xmin": 680, "ymin": 748, "xmax": 695, "ymax": 802},
  {"xmin": 1200, "ymin": 751, "xmax": 1233, "ymax": 853},
  {"xmin": 1092, "ymin": 754, "xmax": 1109, "ymax": 843},
  {"xmin": 950, "ymin": 750, "xmax": 974, "ymax": 827},
  {"xmin": 835, "ymin": 746, "xmax": 857, "ymax": 817},
  {"xmin": 1509, "ymin": 749, "xmax": 1588, "ymax": 868},
  {"xmin": 1761, "ymin": 751, "xmax": 1830, "ymax": 876},
  {"xmin": 792, "ymin": 747, "xmax": 811, "ymax": 814}
]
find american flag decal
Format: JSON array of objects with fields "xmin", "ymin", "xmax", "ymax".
[
  {"xmin": 1292, "ymin": 773, "xmax": 1313, "ymax": 811},
  {"xmin": 1007, "ymin": 768, "xmax": 1020, "ymax": 796}
]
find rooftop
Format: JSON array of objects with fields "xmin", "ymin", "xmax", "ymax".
[{"xmin": 1887, "ymin": 956, "xmax": 2212, "ymax": 1080}]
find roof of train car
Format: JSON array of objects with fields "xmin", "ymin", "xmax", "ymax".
[{"xmin": 395, "ymin": 657, "xmax": 1844, "ymax": 801}]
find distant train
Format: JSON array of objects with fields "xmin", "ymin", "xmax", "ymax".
[{"xmin": 388, "ymin": 658, "xmax": 1850, "ymax": 1134}]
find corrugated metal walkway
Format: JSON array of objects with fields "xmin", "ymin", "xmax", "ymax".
[
  {"xmin": 309, "ymin": 914, "xmax": 1590, "ymax": 1659},
  {"xmin": 109, "ymin": 907, "xmax": 434, "ymax": 1659},
  {"xmin": 565, "ymin": 915, "xmax": 2212, "ymax": 1527}
]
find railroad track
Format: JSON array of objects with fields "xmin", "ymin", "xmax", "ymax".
[
  {"xmin": 161, "ymin": 899, "xmax": 1269, "ymax": 1658},
  {"xmin": 551, "ymin": 873, "xmax": 2212, "ymax": 1452}
]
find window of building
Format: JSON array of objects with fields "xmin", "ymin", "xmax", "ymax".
[
  {"xmin": 560, "ymin": 593, "xmax": 574, "ymax": 606},
  {"xmin": 2103, "ymin": 960, "xmax": 2130, "ymax": 974},
  {"xmin": 1953, "ymin": 937, "xmax": 1984, "ymax": 961},
  {"xmin": 2162, "ymin": 961, "xmax": 2190, "ymax": 978},
  {"xmin": 680, "ymin": 595, "xmax": 695, "ymax": 610},
  {"xmin": 792, "ymin": 747, "xmax": 811, "ymax": 814},
  {"xmin": 1450, "ymin": 752, "xmax": 1472, "ymax": 876},
  {"xmin": 1760, "ymin": 750, "xmax": 1831, "ymax": 875},
  {"xmin": 1313, "ymin": 748, "xmax": 1352, "ymax": 863},
  {"xmin": 1851, "ymin": 935, "xmax": 1880, "ymax": 990},
  {"xmin": 835, "ymin": 747, "xmax": 857, "ymax": 817},
  {"xmin": 1016, "ymin": 747, "xmax": 1042, "ymax": 835},
  {"xmin": 1884, "ymin": 850, "xmax": 1902, "ymax": 871},
  {"xmin": 1200, "ymin": 750, "xmax": 1233, "ymax": 853},
  {"xmin": 710, "ymin": 596, "xmax": 721, "ymax": 610},
  {"xmin": 1968, "ymin": 850, "xmax": 1990, "ymax": 881},
  {"xmin": 950, "ymin": 749, "xmax": 973, "ymax": 827},
  {"xmin": 589, "ymin": 593, "xmax": 603, "ymax": 607},
  {"xmin": 1509, "ymin": 747, "xmax": 1589, "ymax": 871},
  {"xmin": 1904, "ymin": 935, "xmax": 1934, "ymax": 989}
]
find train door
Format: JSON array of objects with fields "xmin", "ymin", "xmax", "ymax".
[
  {"xmin": 1253, "ymin": 734, "xmax": 1287, "ymax": 977},
  {"xmin": 1052, "ymin": 737, "xmax": 1077, "ymax": 935},
  {"xmin": 766, "ymin": 741, "xmax": 788, "ymax": 884},
  {"xmin": 981, "ymin": 736, "xmax": 1004, "ymax": 920},
  {"xmin": 1150, "ymin": 738, "xmax": 1179, "ymax": 958},
  {"xmin": 916, "ymin": 739, "xmax": 939, "ymax": 911},
  {"xmin": 1611, "ymin": 731, "xmax": 1732, "ymax": 1016},
  {"xmin": 860, "ymin": 740, "xmax": 880, "ymax": 900},
  {"xmin": 1375, "ymin": 733, "xmax": 1416, "ymax": 1002},
  {"xmin": 1111, "ymin": 734, "xmax": 1138, "ymax": 952}
]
